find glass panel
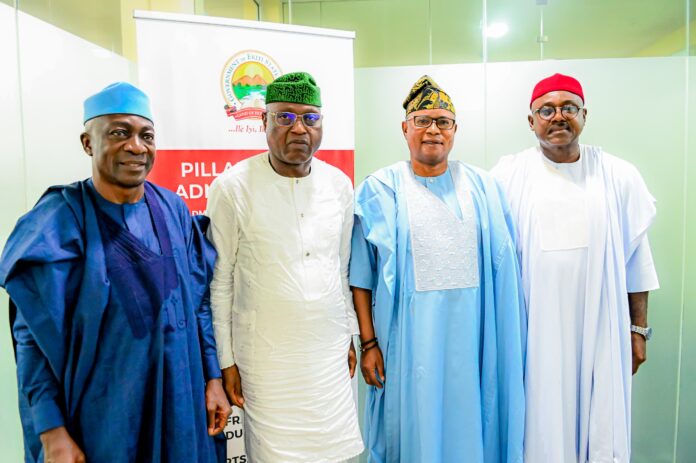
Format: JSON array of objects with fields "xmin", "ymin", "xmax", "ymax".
[
  {"xmin": 431, "ymin": 0, "xmax": 483, "ymax": 64},
  {"xmin": 282, "ymin": 0, "xmax": 320, "ymax": 25},
  {"xmin": 280, "ymin": 0, "xmax": 483, "ymax": 67},
  {"xmin": 600, "ymin": 57, "xmax": 686, "ymax": 463},
  {"xmin": 256, "ymin": 0, "xmax": 283, "ymax": 23},
  {"xmin": 676, "ymin": 57, "xmax": 696, "ymax": 462},
  {"xmin": 486, "ymin": 0, "xmax": 688, "ymax": 62},
  {"xmin": 197, "ymin": 0, "xmax": 258, "ymax": 20},
  {"xmin": 677, "ymin": 2, "xmax": 696, "ymax": 460},
  {"xmin": 282, "ymin": 0, "xmax": 431, "ymax": 67},
  {"xmin": 196, "ymin": 0, "xmax": 257, "ymax": 19},
  {"xmin": 691, "ymin": 0, "xmax": 696, "ymax": 56}
]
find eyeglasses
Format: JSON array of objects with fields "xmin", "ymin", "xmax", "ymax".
[
  {"xmin": 268, "ymin": 111, "xmax": 323, "ymax": 128},
  {"xmin": 407, "ymin": 115, "xmax": 456, "ymax": 130},
  {"xmin": 532, "ymin": 104, "xmax": 583, "ymax": 121}
]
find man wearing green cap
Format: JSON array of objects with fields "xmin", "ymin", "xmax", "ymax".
[
  {"xmin": 350, "ymin": 75, "xmax": 526, "ymax": 462},
  {"xmin": 207, "ymin": 72, "xmax": 364, "ymax": 462},
  {"xmin": 0, "ymin": 82, "xmax": 230, "ymax": 462}
]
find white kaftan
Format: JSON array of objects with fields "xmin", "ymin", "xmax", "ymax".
[
  {"xmin": 207, "ymin": 153, "xmax": 363, "ymax": 462},
  {"xmin": 492, "ymin": 145, "xmax": 659, "ymax": 463}
]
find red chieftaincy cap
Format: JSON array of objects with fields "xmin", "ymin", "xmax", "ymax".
[{"xmin": 530, "ymin": 73, "xmax": 584, "ymax": 107}]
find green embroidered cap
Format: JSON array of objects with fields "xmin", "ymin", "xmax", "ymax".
[{"xmin": 265, "ymin": 72, "xmax": 322, "ymax": 107}]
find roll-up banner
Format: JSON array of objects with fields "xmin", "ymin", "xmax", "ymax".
[
  {"xmin": 135, "ymin": 11, "xmax": 355, "ymax": 215},
  {"xmin": 135, "ymin": 11, "xmax": 355, "ymax": 460}
]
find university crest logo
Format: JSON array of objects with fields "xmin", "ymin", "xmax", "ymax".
[{"xmin": 221, "ymin": 50, "xmax": 282, "ymax": 120}]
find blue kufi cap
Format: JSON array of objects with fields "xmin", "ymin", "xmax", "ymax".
[{"xmin": 83, "ymin": 82, "xmax": 153, "ymax": 124}]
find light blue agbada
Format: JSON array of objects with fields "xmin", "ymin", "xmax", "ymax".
[{"xmin": 350, "ymin": 161, "xmax": 526, "ymax": 463}]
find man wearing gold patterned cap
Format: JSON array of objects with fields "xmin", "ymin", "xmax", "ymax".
[
  {"xmin": 207, "ymin": 72, "xmax": 363, "ymax": 462},
  {"xmin": 350, "ymin": 75, "xmax": 526, "ymax": 462}
]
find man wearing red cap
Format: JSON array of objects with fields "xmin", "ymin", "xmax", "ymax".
[{"xmin": 492, "ymin": 73, "xmax": 659, "ymax": 463}]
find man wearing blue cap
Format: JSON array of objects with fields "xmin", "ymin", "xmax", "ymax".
[{"xmin": 0, "ymin": 82, "xmax": 231, "ymax": 462}]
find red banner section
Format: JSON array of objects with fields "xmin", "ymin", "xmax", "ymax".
[{"xmin": 150, "ymin": 149, "xmax": 355, "ymax": 214}]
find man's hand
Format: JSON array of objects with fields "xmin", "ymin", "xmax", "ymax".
[
  {"xmin": 632, "ymin": 332, "xmax": 647, "ymax": 375},
  {"xmin": 221, "ymin": 365, "xmax": 245, "ymax": 409},
  {"xmin": 628, "ymin": 291, "xmax": 649, "ymax": 375},
  {"xmin": 360, "ymin": 346, "xmax": 385, "ymax": 388},
  {"xmin": 348, "ymin": 341, "xmax": 357, "ymax": 378},
  {"xmin": 40, "ymin": 426, "xmax": 86, "ymax": 463},
  {"xmin": 205, "ymin": 378, "xmax": 232, "ymax": 435}
]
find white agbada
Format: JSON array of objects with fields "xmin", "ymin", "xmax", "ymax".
[
  {"xmin": 492, "ymin": 145, "xmax": 659, "ymax": 463},
  {"xmin": 207, "ymin": 153, "xmax": 363, "ymax": 462}
]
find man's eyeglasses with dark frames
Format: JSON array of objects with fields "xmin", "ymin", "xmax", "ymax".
[
  {"xmin": 532, "ymin": 104, "xmax": 583, "ymax": 121},
  {"xmin": 268, "ymin": 111, "xmax": 323, "ymax": 128},
  {"xmin": 407, "ymin": 115, "xmax": 456, "ymax": 130}
]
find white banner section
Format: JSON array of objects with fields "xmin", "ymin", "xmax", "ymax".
[{"xmin": 135, "ymin": 11, "xmax": 355, "ymax": 215}]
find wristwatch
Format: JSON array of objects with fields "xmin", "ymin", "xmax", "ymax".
[{"xmin": 631, "ymin": 325, "xmax": 653, "ymax": 341}]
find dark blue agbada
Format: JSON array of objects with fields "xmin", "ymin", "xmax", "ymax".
[{"xmin": 0, "ymin": 180, "xmax": 225, "ymax": 462}]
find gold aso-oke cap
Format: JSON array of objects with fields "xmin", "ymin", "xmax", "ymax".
[{"xmin": 403, "ymin": 75, "xmax": 455, "ymax": 116}]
